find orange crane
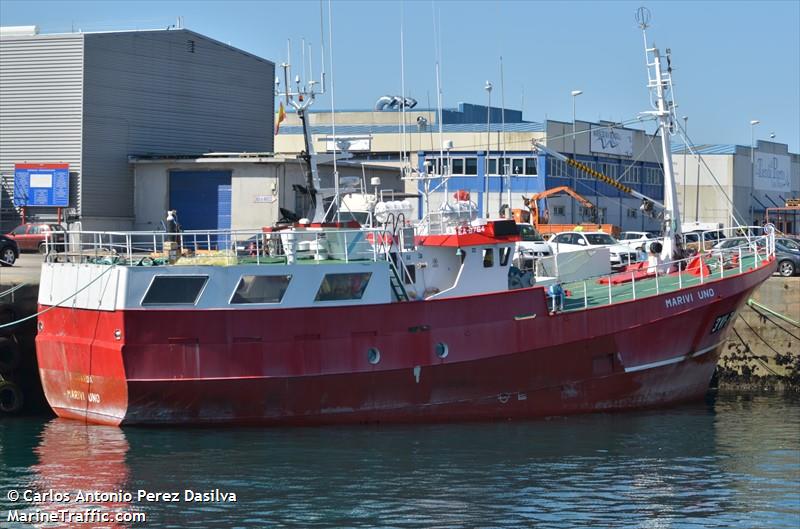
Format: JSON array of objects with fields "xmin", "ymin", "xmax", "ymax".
[
  {"xmin": 516, "ymin": 187, "xmax": 622, "ymax": 237},
  {"xmin": 521, "ymin": 186, "xmax": 595, "ymax": 227}
]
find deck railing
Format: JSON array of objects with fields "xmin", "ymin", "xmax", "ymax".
[
  {"xmin": 43, "ymin": 226, "xmax": 394, "ymax": 266},
  {"xmin": 554, "ymin": 226, "xmax": 775, "ymax": 313}
]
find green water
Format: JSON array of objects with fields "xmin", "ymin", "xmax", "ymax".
[{"xmin": 1, "ymin": 393, "xmax": 798, "ymax": 528}]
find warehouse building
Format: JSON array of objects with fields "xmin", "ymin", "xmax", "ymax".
[
  {"xmin": 129, "ymin": 153, "xmax": 404, "ymax": 232},
  {"xmin": 275, "ymin": 103, "xmax": 665, "ymax": 232},
  {"xmin": 672, "ymin": 141, "xmax": 800, "ymax": 232},
  {"xmin": 0, "ymin": 25, "xmax": 274, "ymax": 232}
]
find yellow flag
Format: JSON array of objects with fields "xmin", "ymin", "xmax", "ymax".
[{"xmin": 275, "ymin": 102, "xmax": 286, "ymax": 135}]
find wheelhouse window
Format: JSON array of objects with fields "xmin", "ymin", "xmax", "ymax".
[
  {"xmin": 141, "ymin": 276, "xmax": 208, "ymax": 305},
  {"xmin": 483, "ymin": 248, "xmax": 494, "ymax": 268},
  {"xmin": 315, "ymin": 272, "xmax": 372, "ymax": 301},
  {"xmin": 499, "ymin": 247, "xmax": 511, "ymax": 266},
  {"xmin": 230, "ymin": 275, "xmax": 291, "ymax": 304}
]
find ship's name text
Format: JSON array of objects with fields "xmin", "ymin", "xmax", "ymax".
[{"xmin": 665, "ymin": 288, "xmax": 715, "ymax": 309}]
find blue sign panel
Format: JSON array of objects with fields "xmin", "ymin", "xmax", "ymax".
[{"xmin": 13, "ymin": 163, "xmax": 70, "ymax": 207}]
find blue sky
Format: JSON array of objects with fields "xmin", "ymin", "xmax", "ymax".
[{"xmin": 2, "ymin": 0, "xmax": 798, "ymax": 151}]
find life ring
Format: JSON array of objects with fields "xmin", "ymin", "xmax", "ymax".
[
  {"xmin": 0, "ymin": 379, "xmax": 23, "ymax": 413},
  {"xmin": 0, "ymin": 336, "xmax": 21, "ymax": 374}
]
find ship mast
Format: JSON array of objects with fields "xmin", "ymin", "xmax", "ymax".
[
  {"xmin": 637, "ymin": 7, "xmax": 682, "ymax": 260},
  {"xmin": 276, "ymin": 37, "xmax": 327, "ymax": 223}
]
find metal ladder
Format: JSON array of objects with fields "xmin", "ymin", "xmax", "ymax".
[{"xmin": 388, "ymin": 259, "xmax": 410, "ymax": 302}]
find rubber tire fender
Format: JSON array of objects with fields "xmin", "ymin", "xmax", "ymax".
[{"xmin": 0, "ymin": 379, "xmax": 23, "ymax": 413}]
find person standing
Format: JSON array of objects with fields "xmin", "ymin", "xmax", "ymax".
[{"xmin": 166, "ymin": 210, "xmax": 179, "ymax": 242}]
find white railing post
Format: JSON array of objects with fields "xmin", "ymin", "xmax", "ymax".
[
  {"xmin": 655, "ymin": 267, "xmax": 659, "ymax": 295},
  {"xmin": 583, "ymin": 280, "xmax": 588, "ymax": 308},
  {"xmin": 344, "ymin": 232, "xmax": 349, "ymax": 262},
  {"xmin": 631, "ymin": 272, "xmax": 636, "ymax": 299},
  {"xmin": 700, "ymin": 256, "xmax": 704, "ymax": 284},
  {"xmin": 678, "ymin": 264, "xmax": 682, "ymax": 289},
  {"xmin": 719, "ymin": 252, "xmax": 724, "ymax": 278},
  {"xmin": 739, "ymin": 247, "xmax": 743, "ymax": 274},
  {"xmin": 607, "ymin": 277, "xmax": 612, "ymax": 305}
]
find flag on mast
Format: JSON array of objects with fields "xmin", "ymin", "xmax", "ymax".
[{"xmin": 275, "ymin": 102, "xmax": 286, "ymax": 134}]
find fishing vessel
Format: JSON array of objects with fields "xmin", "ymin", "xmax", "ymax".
[{"xmin": 35, "ymin": 13, "xmax": 777, "ymax": 426}]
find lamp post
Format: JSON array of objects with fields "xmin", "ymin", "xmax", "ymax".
[
  {"xmin": 750, "ymin": 119, "xmax": 760, "ymax": 224},
  {"xmin": 484, "ymin": 81, "xmax": 493, "ymax": 218},
  {"xmin": 571, "ymin": 90, "xmax": 582, "ymax": 223}
]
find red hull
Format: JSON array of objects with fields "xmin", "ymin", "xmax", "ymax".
[{"xmin": 36, "ymin": 261, "xmax": 775, "ymax": 426}]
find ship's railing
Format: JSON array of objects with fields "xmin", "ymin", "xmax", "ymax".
[
  {"xmin": 554, "ymin": 226, "xmax": 775, "ymax": 313},
  {"xmin": 43, "ymin": 226, "xmax": 393, "ymax": 266}
]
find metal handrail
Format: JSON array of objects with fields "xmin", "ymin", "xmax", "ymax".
[
  {"xmin": 564, "ymin": 227, "xmax": 774, "ymax": 311},
  {"xmin": 43, "ymin": 226, "xmax": 399, "ymax": 266}
]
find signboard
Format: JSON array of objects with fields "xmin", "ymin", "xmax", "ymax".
[
  {"xmin": 590, "ymin": 127, "xmax": 634, "ymax": 157},
  {"xmin": 754, "ymin": 152, "xmax": 791, "ymax": 192},
  {"xmin": 13, "ymin": 163, "xmax": 69, "ymax": 207},
  {"xmin": 324, "ymin": 135, "xmax": 371, "ymax": 153}
]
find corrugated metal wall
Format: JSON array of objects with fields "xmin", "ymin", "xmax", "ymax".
[
  {"xmin": 0, "ymin": 33, "xmax": 84, "ymax": 229},
  {"xmin": 81, "ymin": 29, "xmax": 274, "ymax": 219}
]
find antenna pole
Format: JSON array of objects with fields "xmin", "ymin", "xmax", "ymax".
[{"xmin": 637, "ymin": 7, "xmax": 682, "ymax": 260}]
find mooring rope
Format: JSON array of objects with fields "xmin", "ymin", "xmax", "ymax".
[{"xmin": 0, "ymin": 265, "xmax": 117, "ymax": 330}]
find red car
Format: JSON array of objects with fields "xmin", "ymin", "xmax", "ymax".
[{"xmin": 6, "ymin": 223, "xmax": 66, "ymax": 253}]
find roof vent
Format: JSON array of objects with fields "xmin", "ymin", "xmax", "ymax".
[{"xmin": 0, "ymin": 25, "xmax": 40, "ymax": 37}]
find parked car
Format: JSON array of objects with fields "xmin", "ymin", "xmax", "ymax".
[
  {"xmin": 775, "ymin": 238, "xmax": 800, "ymax": 277},
  {"xmin": 549, "ymin": 231, "xmax": 638, "ymax": 270},
  {"xmin": 618, "ymin": 231, "xmax": 660, "ymax": 252},
  {"xmin": 683, "ymin": 230, "xmax": 725, "ymax": 252},
  {"xmin": 514, "ymin": 223, "xmax": 552, "ymax": 269},
  {"xmin": 6, "ymin": 223, "xmax": 66, "ymax": 253},
  {"xmin": 0, "ymin": 234, "xmax": 19, "ymax": 266}
]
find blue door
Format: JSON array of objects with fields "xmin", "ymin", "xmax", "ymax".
[{"xmin": 169, "ymin": 171, "xmax": 232, "ymax": 249}]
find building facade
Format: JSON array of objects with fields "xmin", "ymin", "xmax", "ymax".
[
  {"xmin": 275, "ymin": 103, "xmax": 664, "ymax": 232},
  {"xmin": 130, "ymin": 154, "xmax": 405, "ymax": 232},
  {"xmin": 0, "ymin": 26, "xmax": 274, "ymax": 231},
  {"xmin": 672, "ymin": 141, "xmax": 800, "ymax": 231}
]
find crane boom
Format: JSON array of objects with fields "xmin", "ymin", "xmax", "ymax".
[{"xmin": 532, "ymin": 141, "xmax": 665, "ymax": 211}]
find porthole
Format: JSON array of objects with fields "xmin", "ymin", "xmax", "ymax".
[
  {"xmin": 37, "ymin": 321, "xmax": 44, "ymax": 332},
  {"xmin": 435, "ymin": 342, "xmax": 449, "ymax": 359},
  {"xmin": 367, "ymin": 347, "xmax": 381, "ymax": 365}
]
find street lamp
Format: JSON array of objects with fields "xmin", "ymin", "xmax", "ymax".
[
  {"xmin": 571, "ymin": 90, "xmax": 582, "ymax": 223},
  {"xmin": 750, "ymin": 119, "xmax": 760, "ymax": 224},
  {"xmin": 484, "ymin": 80, "xmax": 493, "ymax": 218}
]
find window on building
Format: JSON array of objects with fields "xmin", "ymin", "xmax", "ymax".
[
  {"xmin": 525, "ymin": 158, "xmax": 537, "ymax": 176},
  {"xmin": 511, "ymin": 158, "xmax": 524, "ymax": 176},
  {"xmin": 465, "ymin": 157, "xmax": 478, "ymax": 175},
  {"xmin": 553, "ymin": 206, "xmax": 565, "ymax": 216},
  {"xmin": 580, "ymin": 206, "xmax": 593, "ymax": 218},
  {"xmin": 627, "ymin": 208, "xmax": 638, "ymax": 218},
  {"xmin": 483, "ymin": 248, "xmax": 494, "ymax": 268},
  {"xmin": 142, "ymin": 276, "xmax": 208, "ymax": 305},
  {"xmin": 230, "ymin": 275, "xmax": 292, "ymax": 304},
  {"xmin": 315, "ymin": 272, "xmax": 372, "ymax": 301},
  {"xmin": 451, "ymin": 158, "xmax": 465, "ymax": 175},
  {"xmin": 488, "ymin": 158, "xmax": 497, "ymax": 175}
]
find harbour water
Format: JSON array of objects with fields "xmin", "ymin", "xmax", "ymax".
[{"xmin": 1, "ymin": 393, "xmax": 798, "ymax": 528}]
